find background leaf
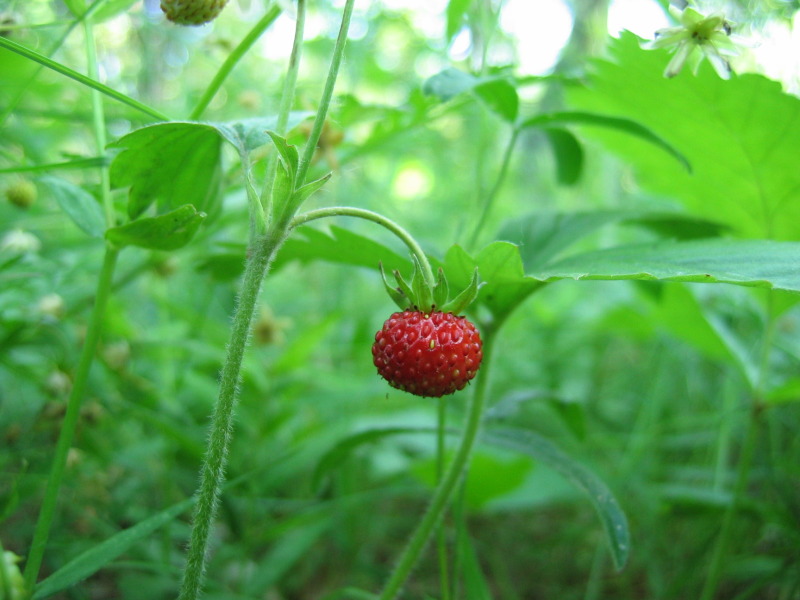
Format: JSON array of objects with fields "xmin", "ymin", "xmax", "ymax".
[
  {"xmin": 568, "ymin": 32, "xmax": 800, "ymax": 240},
  {"xmin": 533, "ymin": 239, "xmax": 800, "ymax": 293},
  {"xmin": 484, "ymin": 427, "xmax": 630, "ymax": 571},
  {"xmin": 39, "ymin": 175, "xmax": 105, "ymax": 238},
  {"xmin": 105, "ymin": 204, "xmax": 206, "ymax": 250}
]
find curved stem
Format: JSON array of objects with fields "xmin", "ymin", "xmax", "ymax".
[
  {"xmin": 189, "ymin": 5, "xmax": 281, "ymax": 121},
  {"xmin": 295, "ymin": 0, "xmax": 355, "ymax": 187},
  {"xmin": 22, "ymin": 247, "xmax": 119, "ymax": 593},
  {"xmin": 177, "ymin": 230, "xmax": 286, "ymax": 600},
  {"xmin": 466, "ymin": 127, "xmax": 520, "ymax": 251},
  {"xmin": 291, "ymin": 206, "xmax": 436, "ymax": 289},
  {"xmin": 378, "ymin": 329, "xmax": 496, "ymax": 600}
]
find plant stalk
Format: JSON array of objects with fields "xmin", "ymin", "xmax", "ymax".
[
  {"xmin": 291, "ymin": 206, "xmax": 436, "ymax": 289},
  {"xmin": 189, "ymin": 5, "xmax": 282, "ymax": 120},
  {"xmin": 22, "ymin": 247, "xmax": 119, "ymax": 593},
  {"xmin": 378, "ymin": 329, "xmax": 496, "ymax": 600},
  {"xmin": 177, "ymin": 229, "xmax": 286, "ymax": 600}
]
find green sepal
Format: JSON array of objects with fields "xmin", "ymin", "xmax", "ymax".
[
  {"xmin": 393, "ymin": 268, "xmax": 416, "ymax": 308},
  {"xmin": 265, "ymin": 131, "xmax": 298, "ymax": 182},
  {"xmin": 106, "ymin": 204, "xmax": 206, "ymax": 251},
  {"xmin": 380, "ymin": 263, "xmax": 409, "ymax": 310},
  {"xmin": 410, "ymin": 255, "xmax": 434, "ymax": 311},
  {"xmin": 441, "ymin": 267, "xmax": 481, "ymax": 315},
  {"xmin": 282, "ymin": 172, "xmax": 332, "ymax": 220},
  {"xmin": 432, "ymin": 267, "xmax": 449, "ymax": 310}
]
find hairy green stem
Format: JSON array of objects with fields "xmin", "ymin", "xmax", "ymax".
[
  {"xmin": 378, "ymin": 330, "xmax": 496, "ymax": 600},
  {"xmin": 189, "ymin": 5, "xmax": 281, "ymax": 120},
  {"xmin": 22, "ymin": 247, "xmax": 119, "ymax": 593},
  {"xmin": 291, "ymin": 206, "xmax": 436, "ymax": 289},
  {"xmin": 466, "ymin": 127, "xmax": 520, "ymax": 250},
  {"xmin": 177, "ymin": 230, "xmax": 286, "ymax": 600},
  {"xmin": 295, "ymin": 0, "xmax": 355, "ymax": 186}
]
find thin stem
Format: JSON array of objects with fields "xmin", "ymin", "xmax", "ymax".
[
  {"xmin": 262, "ymin": 0, "xmax": 307, "ymax": 217},
  {"xmin": 188, "ymin": 5, "xmax": 282, "ymax": 120},
  {"xmin": 177, "ymin": 230, "xmax": 286, "ymax": 600},
  {"xmin": 291, "ymin": 206, "xmax": 436, "ymax": 289},
  {"xmin": 379, "ymin": 330, "xmax": 496, "ymax": 600},
  {"xmin": 0, "ymin": 36, "xmax": 169, "ymax": 121},
  {"xmin": 436, "ymin": 397, "xmax": 451, "ymax": 600},
  {"xmin": 699, "ymin": 407, "xmax": 760, "ymax": 600},
  {"xmin": 22, "ymin": 247, "xmax": 120, "ymax": 593},
  {"xmin": 466, "ymin": 127, "xmax": 520, "ymax": 251},
  {"xmin": 295, "ymin": 0, "xmax": 355, "ymax": 187}
]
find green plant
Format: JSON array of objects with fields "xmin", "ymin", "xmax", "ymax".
[{"xmin": 1, "ymin": 2, "xmax": 799, "ymax": 600}]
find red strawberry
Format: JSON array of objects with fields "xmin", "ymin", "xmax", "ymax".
[{"xmin": 372, "ymin": 310, "xmax": 483, "ymax": 398}]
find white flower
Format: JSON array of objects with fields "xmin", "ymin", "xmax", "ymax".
[
  {"xmin": 645, "ymin": 7, "xmax": 739, "ymax": 79},
  {"xmin": 1, "ymin": 229, "xmax": 41, "ymax": 254}
]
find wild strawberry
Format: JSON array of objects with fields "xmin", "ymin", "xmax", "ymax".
[
  {"xmin": 372, "ymin": 310, "xmax": 483, "ymax": 398},
  {"xmin": 160, "ymin": 0, "xmax": 229, "ymax": 26}
]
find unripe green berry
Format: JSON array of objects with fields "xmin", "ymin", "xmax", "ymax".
[
  {"xmin": 160, "ymin": 0, "xmax": 230, "ymax": 25},
  {"xmin": 5, "ymin": 179, "xmax": 37, "ymax": 209}
]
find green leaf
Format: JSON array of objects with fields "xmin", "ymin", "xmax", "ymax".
[
  {"xmin": 432, "ymin": 268, "xmax": 449, "ymax": 309},
  {"xmin": 109, "ymin": 122, "xmax": 223, "ymax": 220},
  {"xmin": 273, "ymin": 226, "xmax": 411, "ymax": 275},
  {"xmin": 474, "ymin": 79, "xmax": 519, "ymax": 123},
  {"xmin": 39, "ymin": 176, "xmax": 105, "ymax": 238},
  {"xmin": 380, "ymin": 263, "xmax": 409, "ymax": 310},
  {"xmin": 423, "ymin": 68, "xmax": 477, "ymax": 100},
  {"xmin": 543, "ymin": 128, "xmax": 583, "ymax": 185},
  {"xmin": 266, "ymin": 131, "xmax": 299, "ymax": 181},
  {"xmin": 533, "ymin": 239, "xmax": 800, "ymax": 294},
  {"xmin": 32, "ymin": 497, "xmax": 194, "ymax": 599},
  {"xmin": 283, "ymin": 173, "xmax": 332, "ymax": 218},
  {"xmin": 62, "ymin": 0, "xmax": 86, "ymax": 18},
  {"xmin": 213, "ymin": 113, "xmax": 314, "ymax": 154},
  {"xmin": 446, "ymin": 0, "xmax": 472, "ymax": 42},
  {"xmin": 498, "ymin": 209, "xmax": 728, "ymax": 271},
  {"xmin": 441, "ymin": 267, "xmax": 480, "ymax": 315},
  {"xmin": 313, "ymin": 427, "xmax": 435, "ymax": 490},
  {"xmin": 568, "ymin": 32, "xmax": 800, "ymax": 239},
  {"xmin": 484, "ymin": 427, "xmax": 630, "ymax": 570},
  {"xmin": 460, "ymin": 533, "xmax": 494, "ymax": 600},
  {"xmin": 445, "ymin": 243, "xmax": 544, "ymax": 321},
  {"xmin": 520, "ymin": 110, "xmax": 690, "ymax": 172},
  {"xmin": 105, "ymin": 204, "xmax": 206, "ymax": 251}
]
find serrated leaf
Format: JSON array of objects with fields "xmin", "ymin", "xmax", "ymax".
[
  {"xmin": 484, "ymin": 427, "xmax": 630, "ymax": 570},
  {"xmin": 32, "ymin": 497, "xmax": 194, "ymax": 599},
  {"xmin": 568, "ymin": 32, "xmax": 800, "ymax": 239},
  {"xmin": 105, "ymin": 205, "xmax": 206, "ymax": 251},
  {"xmin": 543, "ymin": 128, "xmax": 583, "ymax": 185},
  {"xmin": 109, "ymin": 122, "xmax": 223, "ymax": 220},
  {"xmin": 40, "ymin": 176, "xmax": 105, "ymax": 238},
  {"xmin": 520, "ymin": 110, "xmax": 690, "ymax": 172},
  {"xmin": 533, "ymin": 239, "xmax": 800, "ymax": 294}
]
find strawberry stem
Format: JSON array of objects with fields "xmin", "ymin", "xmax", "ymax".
[
  {"xmin": 378, "ymin": 328, "xmax": 496, "ymax": 600},
  {"xmin": 291, "ymin": 206, "xmax": 437, "ymax": 290}
]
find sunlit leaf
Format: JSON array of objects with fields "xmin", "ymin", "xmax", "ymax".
[
  {"xmin": 568, "ymin": 32, "xmax": 800, "ymax": 239},
  {"xmin": 109, "ymin": 122, "xmax": 223, "ymax": 220}
]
